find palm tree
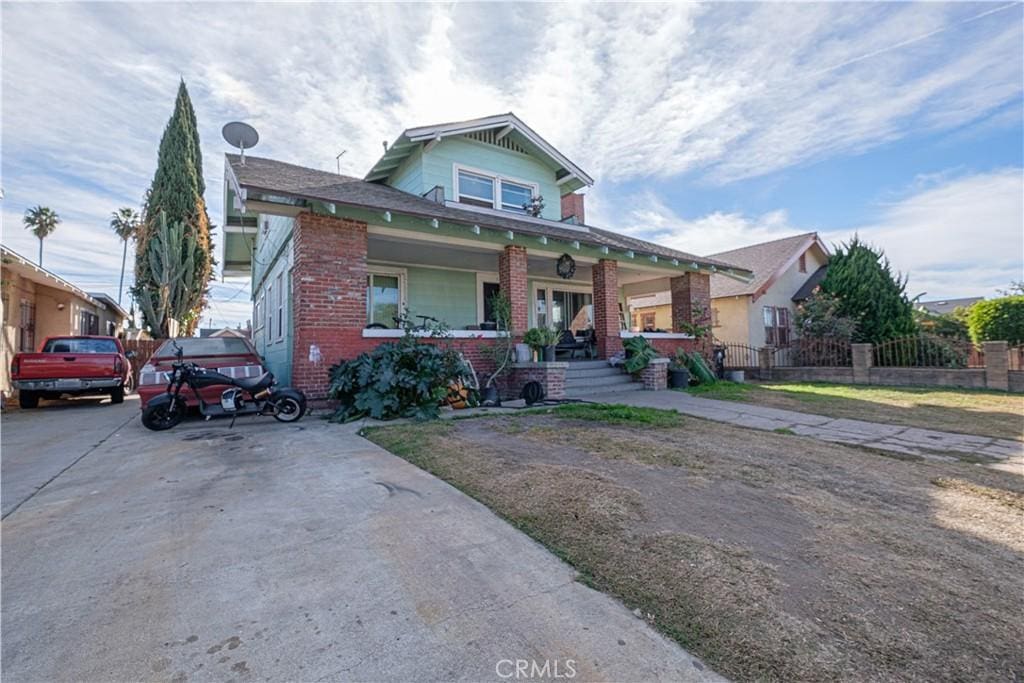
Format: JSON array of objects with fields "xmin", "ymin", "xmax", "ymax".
[
  {"xmin": 23, "ymin": 206, "xmax": 61, "ymax": 266},
  {"xmin": 110, "ymin": 207, "xmax": 140, "ymax": 304}
]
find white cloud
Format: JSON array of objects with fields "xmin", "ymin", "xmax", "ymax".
[
  {"xmin": 830, "ymin": 169, "xmax": 1024, "ymax": 299},
  {"xmin": 1, "ymin": 3, "xmax": 1021, "ymax": 326}
]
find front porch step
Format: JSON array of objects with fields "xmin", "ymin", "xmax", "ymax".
[
  {"xmin": 564, "ymin": 382, "xmax": 645, "ymax": 398},
  {"xmin": 564, "ymin": 365, "xmax": 624, "ymax": 379},
  {"xmin": 565, "ymin": 373, "xmax": 635, "ymax": 389},
  {"xmin": 563, "ymin": 359, "xmax": 611, "ymax": 370}
]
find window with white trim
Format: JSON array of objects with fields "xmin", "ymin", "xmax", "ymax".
[
  {"xmin": 763, "ymin": 306, "xmax": 791, "ymax": 347},
  {"xmin": 454, "ymin": 165, "xmax": 540, "ymax": 215},
  {"xmin": 366, "ymin": 270, "xmax": 405, "ymax": 328},
  {"xmin": 275, "ymin": 272, "xmax": 284, "ymax": 341},
  {"xmin": 266, "ymin": 283, "xmax": 274, "ymax": 340}
]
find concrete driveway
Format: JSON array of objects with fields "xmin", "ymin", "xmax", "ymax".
[{"xmin": 1, "ymin": 400, "xmax": 716, "ymax": 682}]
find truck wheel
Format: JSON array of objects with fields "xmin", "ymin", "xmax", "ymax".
[
  {"xmin": 18, "ymin": 391, "xmax": 39, "ymax": 409},
  {"xmin": 109, "ymin": 387, "xmax": 125, "ymax": 404}
]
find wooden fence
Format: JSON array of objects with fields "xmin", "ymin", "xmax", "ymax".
[{"xmin": 124, "ymin": 339, "xmax": 162, "ymax": 390}]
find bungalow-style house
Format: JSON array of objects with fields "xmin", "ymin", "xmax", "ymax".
[
  {"xmin": 1, "ymin": 245, "xmax": 131, "ymax": 401},
  {"xmin": 221, "ymin": 113, "xmax": 752, "ymax": 398},
  {"xmin": 708, "ymin": 233, "xmax": 830, "ymax": 348}
]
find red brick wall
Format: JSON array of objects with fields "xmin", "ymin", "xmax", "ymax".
[
  {"xmin": 499, "ymin": 245, "xmax": 529, "ymax": 333},
  {"xmin": 646, "ymin": 337, "xmax": 699, "ymax": 358},
  {"xmin": 670, "ymin": 273, "xmax": 711, "ymax": 329},
  {"xmin": 560, "ymin": 193, "xmax": 585, "ymax": 224},
  {"xmin": 510, "ymin": 363, "xmax": 567, "ymax": 400},
  {"xmin": 290, "ymin": 212, "xmax": 369, "ymax": 398},
  {"xmin": 592, "ymin": 259, "xmax": 622, "ymax": 359}
]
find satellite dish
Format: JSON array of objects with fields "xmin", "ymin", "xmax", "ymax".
[{"xmin": 222, "ymin": 122, "xmax": 259, "ymax": 165}]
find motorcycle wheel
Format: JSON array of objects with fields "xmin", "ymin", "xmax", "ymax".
[
  {"xmin": 272, "ymin": 395, "xmax": 306, "ymax": 423},
  {"xmin": 141, "ymin": 401, "xmax": 186, "ymax": 431}
]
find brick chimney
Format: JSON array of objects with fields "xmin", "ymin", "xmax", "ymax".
[{"xmin": 560, "ymin": 193, "xmax": 585, "ymax": 225}]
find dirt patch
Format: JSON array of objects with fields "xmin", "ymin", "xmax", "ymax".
[{"xmin": 366, "ymin": 410, "xmax": 1024, "ymax": 682}]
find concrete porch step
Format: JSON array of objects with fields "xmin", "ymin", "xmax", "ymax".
[
  {"xmin": 565, "ymin": 366, "xmax": 625, "ymax": 379},
  {"xmin": 565, "ymin": 374, "xmax": 635, "ymax": 389},
  {"xmin": 564, "ymin": 382, "xmax": 645, "ymax": 397},
  {"xmin": 563, "ymin": 360, "xmax": 611, "ymax": 370}
]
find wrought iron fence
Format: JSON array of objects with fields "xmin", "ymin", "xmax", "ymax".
[
  {"xmin": 872, "ymin": 334, "xmax": 983, "ymax": 369},
  {"xmin": 715, "ymin": 341, "xmax": 759, "ymax": 369},
  {"xmin": 773, "ymin": 337, "xmax": 852, "ymax": 367}
]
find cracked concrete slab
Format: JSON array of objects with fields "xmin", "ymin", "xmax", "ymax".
[{"xmin": 2, "ymin": 404, "xmax": 719, "ymax": 682}]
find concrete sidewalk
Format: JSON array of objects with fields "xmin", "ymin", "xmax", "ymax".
[
  {"xmin": 2, "ymin": 407, "xmax": 718, "ymax": 682},
  {"xmin": 583, "ymin": 390, "xmax": 1023, "ymax": 470}
]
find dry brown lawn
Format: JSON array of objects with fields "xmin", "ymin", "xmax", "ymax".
[{"xmin": 365, "ymin": 405, "xmax": 1024, "ymax": 682}]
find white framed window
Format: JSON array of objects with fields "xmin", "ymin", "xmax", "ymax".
[
  {"xmin": 266, "ymin": 283, "xmax": 274, "ymax": 339},
  {"xmin": 366, "ymin": 267, "xmax": 406, "ymax": 328},
  {"xmin": 530, "ymin": 280, "xmax": 593, "ymax": 332},
  {"xmin": 475, "ymin": 272, "xmax": 500, "ymax": 325},
  {"xmin": 454, "ymin": 164, "xmax": 540, "ymax": 215},
  {"xmin": 275, "ymin": 272, "xmax": 285, "ymax": 341}
]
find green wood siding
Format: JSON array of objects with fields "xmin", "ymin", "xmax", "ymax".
[
  {"xmin": 405, "ymin": 266, "xmax": 479, "ymax": 329},
  {"xmin": 253, "ymin": 214, "xmax": 295, "ymax": 289},
  {"xmin": 412, "ymin": 138, "xmax": 563, "ymax": 221},
  {"xmin": 389, "ymin": 146, "xmax": 425, "ymax": 195}
]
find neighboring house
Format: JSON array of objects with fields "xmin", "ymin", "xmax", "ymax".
[
  {"xmin": 199, "ymin": 326, "xmax": 252, "ymax": 339},
  {"xmin": 708, "ymin": 233, "xmax": 830, "ymax": 348},
  {"xmin": 1, "ymin": 246, "xmax": 130, "ymax": 399},
  {"xmin": 221, "ymin": 113, "xmax": 752, "ymax": 397},
  {"xmin": 916, "ymin": 297, "xmax": 982, "ymax": 316},
  {"xmin": 627, "ymin": 291, "xmax": 673, "ymax": 332}
]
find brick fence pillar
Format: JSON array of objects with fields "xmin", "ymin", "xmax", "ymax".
[
  {"xmin": 290, "ymin": 212, "xmax": 368, "ymax": 399},
  {"xmin": 639, "ymin": 357, "xmax": 669, "ymax": 390},
  {"xmin": 759, "ymin": 346, "xmax": 773, "ymax": 381},
  {"xmin": 499, "ymin": 245, "xmax": 528, "ymax": 333},
  {"xmin": 592, "ymin": 259, "xmax": 622, "ymax": 359},
  {"xmin": 983, "ymin": 341, "xmax": 1009, "ymax": 391},
  {"xmin": 852, "ymin": 343, "xmax": 873, "ymax": 385}
]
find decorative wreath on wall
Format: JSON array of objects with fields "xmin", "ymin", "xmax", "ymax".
[{"xmin": 556, "ymin": 253, "xmax": 576, "ymax": 280}]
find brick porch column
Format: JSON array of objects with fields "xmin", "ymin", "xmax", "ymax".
[
  {"xmin": 290, "ymin": 212, "xmax": 368, "ymax": 399},
  {"xmin": 670, "ymin": 272, "xmax": 711, "ymax": 330},
  {"xmin": 498, "ymin": 245, "xmax": 528, "ymax": 333},
  {"xmin": 983, "ymin": 341, "xmax": 1009, "ymax": 391},
  {"xmin": 592, "ymin": 258, "xmax": 622, "ymax": 359}
]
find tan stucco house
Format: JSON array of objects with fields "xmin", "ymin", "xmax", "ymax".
[{"xmin": 708, "ymin": 233, "xmax": 829, "ymax": 348}]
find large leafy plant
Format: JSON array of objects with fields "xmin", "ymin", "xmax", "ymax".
[
  {"xmin": 328, "ymin": 317, "xmax": 472, "ymax": 422},
  {"xmin": 623, "ymin": 335, "xmax": 658, "ymax": 374}
]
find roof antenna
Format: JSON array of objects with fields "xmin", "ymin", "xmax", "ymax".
[
  {"xmin": 382, "ymin": 140, "xmax": 388, "ymax": 152},
  {"xmin": 222, "ymin": 122, "xmax": 259, "ymax": 166},
  {"xmin": 336, "ymin": 150, "xmax": 347, "ymax": 174}
]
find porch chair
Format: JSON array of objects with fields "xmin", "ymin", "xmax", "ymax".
[{"xmin": 555, "ymin": 329, "xmax": 588, "ymax": 360}]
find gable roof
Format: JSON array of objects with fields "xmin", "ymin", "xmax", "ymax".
[
  {"xmin": 1, "ymin": 245, "xmax": 104, "ymax": 308},
  {"xmin": 917, "ymin": 297, "xmax": 983, "ymax": 315},
  {"xmin": 791, "ymin": 265, "xmax": 828, "ymax": 302},
  {"xmin": 227, "ymin": 154, "xmax": 749, "ymax": 275},
  {"xmin": 708, "ymin": 232, "xmax": 827, "ymax": 300},
  {"xmin": 364, "ymin": 113, "xmax": 594, "ymax": 190}
]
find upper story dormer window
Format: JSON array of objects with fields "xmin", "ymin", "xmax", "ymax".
[{"xmin": 455, "ymin": 164, "xmax": 539, "ymax": 215}]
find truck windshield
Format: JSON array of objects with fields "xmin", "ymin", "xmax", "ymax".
[{"xmin": 43, "ymin": 338, "xmax": 120, "ymax": 354}]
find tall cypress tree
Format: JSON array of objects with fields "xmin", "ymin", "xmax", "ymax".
[
  {"xmin": 134, "ymin": 80, "xmax": 212, "ymax": 336},
  {"xmin": 819, "ymin": 236, "xmax": 916, "ymax": 343}
]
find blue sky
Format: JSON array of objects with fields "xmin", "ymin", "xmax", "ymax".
[{"xmin": 2, "ymin": 2, "xmax": 1022, "ymax": 327}]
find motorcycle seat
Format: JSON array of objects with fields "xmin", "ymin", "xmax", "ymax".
[{"xmin": 234, "ymin": 372, "xmax": 274, "ymax": 392}]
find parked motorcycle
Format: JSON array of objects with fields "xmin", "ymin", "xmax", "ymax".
[{"xmin": 141, "ymin": 341, "xmax": 307, "ymax": 431}]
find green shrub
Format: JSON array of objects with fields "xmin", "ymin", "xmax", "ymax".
[
  {"xmin": 967, "ymin": 296, "xmax": 1024, "ymax": 345},
  {"xmin": 328, "ymin": 331, "xmax": 472, "ymax": 422}
]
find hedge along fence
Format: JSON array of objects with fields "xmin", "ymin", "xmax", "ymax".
[{"xmin": 774, "ymin": 337, "xmax": 852, "ymax": 367}]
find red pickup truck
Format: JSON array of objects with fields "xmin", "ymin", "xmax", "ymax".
[{"xmin": 10, "ymin": 335, "xmax": 133, "ymax": 409}]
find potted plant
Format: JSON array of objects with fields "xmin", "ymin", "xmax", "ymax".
[
  {"xmin": 668, "ymin": 348, "xmax": 691, "ymax": 389},
  {"xmin": 538, "ymin": 326, "xmax": 561, "ymax": 361},
  {"xmin": 523, "ymin": 327, "xmax": 545, "ymax": 361},
  {"xmin": 481, "ymin": 292, "xmax": 515, "ymax": 406}
]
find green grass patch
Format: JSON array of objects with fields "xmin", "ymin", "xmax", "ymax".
[
  {"xmin": 772, "ymin": 427, "xmax": 796, "ymax": 435},
  {"xmin": 685, "ymin": 381, "xmax": 753, "ymax": 401},
  {"xmin": 549, "ymin": 403, "xmax": 682, "ymax": 427}
]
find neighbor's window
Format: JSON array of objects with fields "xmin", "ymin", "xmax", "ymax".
[
  {"xmin": 457, "ymin": 170, "xmax": 494, "ymax": 208},
  {"xmin": 641, "ymin": 312, "xmax": 656, "ymax": 331},
  {"xmin": 79, "ymin": 310, "xmax": 99, "ymax": 335},
  {"xmin": 19, "ymin": 301, "xmax": 36, "ymax": 352},
  {"xmin": 367, "ymin": 273, "xmax": 402, "ymax": 327},
  {"xmin": 501, "ymin": 180, "xmax": 533, "ymax": 213},
  {"xmin": 798, "ymin": 253, "xmax": 807, "ymax": 273},
  {"xmin": 763, "ymin": 306, "xmax": 791, "ymax": 347},
  {"xmin": 266, "ymin": 283, "xmax": 274, "ymax": 339}
]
